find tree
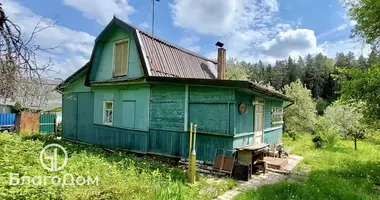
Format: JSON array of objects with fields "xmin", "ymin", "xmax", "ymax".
[
  {"xmin": 347, "ymin": 0, "xmax": 380, "ymax": 49},
  {"xmin": 317, "ymin": 101, "xmax": 366, "ymax": 150},
  {"xmin": 0, "ymin": 4, "xmax": 54, "ymax": 107},
  {"xmin": 368, "ymin": 45, "xmax": 380, "ymax": 65},
  {"xmin": 338, "ymin": 64, "xmax": 380, "ymax": 128},
  {"xmin": 283, "ymin": 79, "xmax": 317, "ymax": 132},
  {"xmin": 226, "ymin": 57, "xmax": 250, "ymax": 80}
]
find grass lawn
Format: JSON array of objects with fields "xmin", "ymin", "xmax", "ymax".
[
  {"xmin": 0, "ymin": 132, "xmax": 236, "ymax": 200},
  {"xmin": 235, "ymin": 134, "xmax": 380, "ymax": 200}
]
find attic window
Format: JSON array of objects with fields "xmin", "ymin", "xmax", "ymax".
[{"xmin": 113, "ymin": 39, "xmax": 129, "ymax": 77}]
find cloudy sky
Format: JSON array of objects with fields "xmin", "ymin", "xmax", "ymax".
[{"xmin": 3, "ymin": 0, "xmax": 369, "ymax": 78}]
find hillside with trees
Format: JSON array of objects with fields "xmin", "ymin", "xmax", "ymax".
[{"xmin": 226, "ymin": 49, "xmax": 380, "ymax": 114}]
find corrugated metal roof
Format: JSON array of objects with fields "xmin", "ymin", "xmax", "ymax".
[{"xmin": 138, "ymin": 31, "xmax": 218, "ymax": 79}]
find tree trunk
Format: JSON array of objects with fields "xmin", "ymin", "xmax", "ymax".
[{"xmin": 354, "ymin": 137, "xmax": 357, "ymax": 150}]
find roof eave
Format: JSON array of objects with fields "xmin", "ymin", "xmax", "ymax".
[
  {"xmin": 146, "ymin": 76, "xmax": 293, "ymax": 102},
  {"xmin": 55, "ymin": 62, "xmax": 89, "ymax": 92}
]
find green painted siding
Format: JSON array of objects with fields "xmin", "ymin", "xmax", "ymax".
[
  {"xmin": 189, "ymin": 103, "xmax": 230, "ymax": 133},
  {"xmin": 264, "ymin": 127, "xmax": 283, "ymax": 145},
  {"xmin": 233, "ymin": 134, "xmax": 254, "ymax": 148},
  {"xmin": 150, "ymin": 84, "xmax": 185, "ymax": 131},
  {"xmin": 92, "ymin": 124, "xmax": 148, "ymax": 152},
  {"xmin": 188, "ymin": 86, "xmax": 234, "ymax": 134},
  {"xmin": 62, "ymin": 93, "xmax": 78, "ymax": 140},
  {"xmin": 77, "ymin": 92, "xmax": 94, "ymax": 142},
  {"xmin": 65, "ymin": 74, "xmax": 91, "ymax": 93},
  {"xmin": 235, "ymin": 91, "xmax": 254, "ymax": 134},
  {"xmin": 190, "ymin": 86, "xmax": 234, "ymax": 102},
  {"xmin": 149, "ymin": 129, "xmax": 182, "ymax": 156},
  {"xmin": 92, "ymin": 26, "xmax": 143, "ymax": 82},
  {"xmin": 93, "ymin": 85, "xmax": 149, "ymax": 130}
]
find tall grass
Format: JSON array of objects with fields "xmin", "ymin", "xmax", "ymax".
[
  {"xmin": 235, "ymin": 134, "xmax": 380, "ymax": 200},
  {"xmin": 0, "ymin": 132, "xmax": 236, "ymax": 200}
]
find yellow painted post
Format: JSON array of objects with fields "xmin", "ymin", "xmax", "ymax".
[
  {"xmin": 190, "ymin": 123, "xmax": 197, "ymax": 184},
  {"xmin": 187, "ymin": 123, "xmax": 193, "ymax": 180}
]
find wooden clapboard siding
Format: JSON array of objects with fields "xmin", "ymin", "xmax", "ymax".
[{"xmin": 150, "ymin": 84, "xmax": 185, "ymax": 131}]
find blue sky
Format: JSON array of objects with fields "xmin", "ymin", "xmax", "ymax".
[{"xmin": 3, "ymin": 0, "xmax": 368, "ymax": 78}]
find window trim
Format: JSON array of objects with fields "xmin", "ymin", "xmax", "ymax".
[
  {"xmin": 103, "ymin": 101, "xmax": 114, "ymax": 125},
  {"xmin": 112, "ymin": 38, "xmax": 130, "ymax": 77}
]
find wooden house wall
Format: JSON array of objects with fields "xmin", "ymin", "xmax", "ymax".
[
  {"xmin": 62, "ymin": 83, "xmax": 285, "ymax": 162},
  {"xmin": 89, "ymin": 26, "xmax": 144, "ymax": 82}
]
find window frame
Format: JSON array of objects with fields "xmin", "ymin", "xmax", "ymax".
[
  {"xmin": 103, "ymin": 101, "xmax": 114, "ymax": 125},
  {"xmin": 112, "ymin": 38, "xmax": 130, "ymax": 77},
  {"xmin": 271, "ymin": 107, "xmax": 283, "ymax": 125}
]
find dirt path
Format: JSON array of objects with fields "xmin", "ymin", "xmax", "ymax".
[
  {"xmin": 215, "ymin": 155, "xmax": 305, "ymax": 200},
  {"xmin": 216, "ymin": 171, "xmax": 287, "ymax": 200}
]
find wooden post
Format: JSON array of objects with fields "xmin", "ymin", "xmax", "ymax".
[
  {"xmin": 188, "ymin": 123, "xmax": 193, "ymax": 180},
  {"xmin": 190, "ymin": 123, "xmax": 197, "ymax": 184}
]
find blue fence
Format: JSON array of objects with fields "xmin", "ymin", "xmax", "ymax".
[{"xmin": 0, "ymin": 113, "xmax": 16, "ymax": 132}]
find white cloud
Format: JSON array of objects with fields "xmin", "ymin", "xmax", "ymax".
[
  {"xmin": 138, "ymin": 22, "xmax": 150, "ymax": 30},
  {"xmin": 170, "ymin": 0, "xmax": 296, "ymax": 62},
  {"xmin": 319, "ymin": 39, "xmax": 371, "ymax": 58},
  {"xmin": 170, "ymin": 0, "xmax": 238, "ymax": 35},
  {"xmin": 179, "ymin": 36, "xmax": 201, "ymax": 52},
  {"xmin": 4, "ymin": 0, "xmax": 95, "ymax": 78},
  {"xmin": 317, "ymin": 24, "xmax": 349, "ymax": 39},
  {"xmin": 261, "ymin": 29, "xmax": 321, "ymax": 58},
  {"xmin": 265, "ymin": 0, "xmax": 279, "ymax": 12},
  {"xmin": 63, "ymin": 0, "xmax": 135, "ymax": 25}
]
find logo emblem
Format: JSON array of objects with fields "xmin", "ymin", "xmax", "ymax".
[{"xmin": 40, "ymin": 144, "xmax": 68, "ymax": 171}]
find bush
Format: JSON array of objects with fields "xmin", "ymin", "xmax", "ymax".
[
  {"xmin": 322, "ymin": 130, "xmax": 340, "ymax": 147},
  {"xmin": 316, "ymin": 98, "xmax": 330, "ymax": 115},
  {"xmin": 57, "ymin": 122, "xmax": 62, "ymax": 136},
  {"xmin": 285, "ymin": 130, "xmax": 300, "ymax": 141},
  {"xmin": 284, "ymin": 79, "xmax": 317, "ymax": 132},
  {"xmin": 312, "ymin": 136, "xmax": 324, "ymax": 148}
]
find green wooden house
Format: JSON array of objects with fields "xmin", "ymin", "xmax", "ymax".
[{"xmin": 58, "ymin": 17, "xmax": 292, "ymax": 162}]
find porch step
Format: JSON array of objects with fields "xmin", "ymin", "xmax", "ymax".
[{"xmin": 264, "ymin": 157, "xmax": 288, "ymax": 170}]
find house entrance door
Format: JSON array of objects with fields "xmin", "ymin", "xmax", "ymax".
[{"xmin": 254, "ymin": 102, "xmax": 264, "ymax": 144}]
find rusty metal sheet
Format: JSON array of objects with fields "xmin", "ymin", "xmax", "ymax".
[{"xmin": 139, "ymin": 31, "xmax": 218, "ymax": 79}]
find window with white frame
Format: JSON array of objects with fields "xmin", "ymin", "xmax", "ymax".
[
  {"xmin": 271, "ymin": 107, "xmax": 283, "ymax": 126},
  {"xmin": 103, "ymin": 101, "xmax": 113, "ymax": 125},
  {"xmin": 113, "ymin": 39, "xmax": 129, "ymax": 77}
]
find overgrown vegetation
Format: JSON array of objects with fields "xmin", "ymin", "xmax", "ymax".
[
  {"xmin": 234, "ymin": 134, "xmax": 380, "ymax": 200},
  {"xmin": 0, "ymin": 132, "xmax": 236, "ymax": 200}
]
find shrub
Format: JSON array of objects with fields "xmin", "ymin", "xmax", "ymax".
[
  {"xmin": 285, "ymin": 130, "xmax": 300, "ymax": 141},
  {"xmin": 284, "ymin": 79, "xmax": 317, "ymax": 132},
  {"xmin": 322, "ymin": 129, "xmax": 340, "ymax": 147},
  {"xmin": 316, "ymin": 98, "xmax": 330, "ymax": 115},
  {"xmin": 312, "ymin": 135, "xmax": 324, "ymax": 148},
  {"xmin": 57, "ymin": 122, "xmax": 62, "ymax": 136}
]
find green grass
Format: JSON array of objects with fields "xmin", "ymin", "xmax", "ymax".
[
  {"xmin": 0, "ymin": 132, "xmax": 236, "ymax": 200},
  {"xmin": 235, "ymin": 134, "xmax": 380, "ymax": 200}
]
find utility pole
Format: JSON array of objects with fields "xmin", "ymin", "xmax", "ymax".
[{"xmin": 152, "ymin": 0, "xmax": 155, "ymax": 37}]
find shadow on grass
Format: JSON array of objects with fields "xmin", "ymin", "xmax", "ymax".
[{"xmin": 235, "ymin": 160, "xmax": 380, "ymax": 200}]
